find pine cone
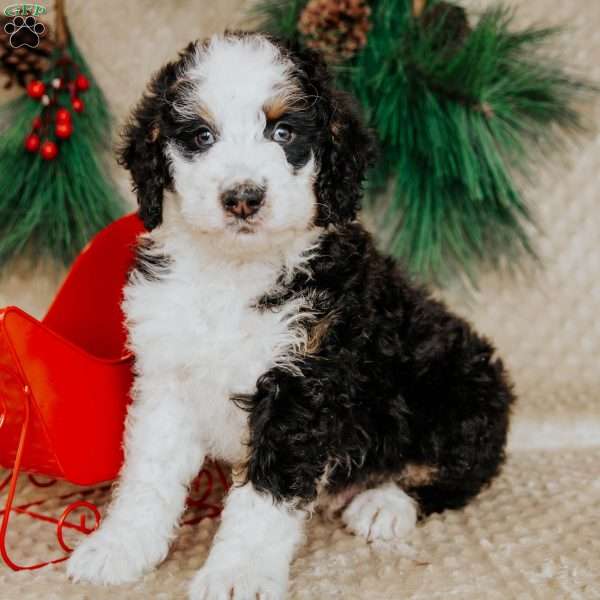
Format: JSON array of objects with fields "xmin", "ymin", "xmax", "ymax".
[
  {"xmin": 298, "ymin": 0, "xmax": 371, "ymax": 63},
  {"xmin": 0, "ymin": 16, "xmax": 54, "ymax": 89}
]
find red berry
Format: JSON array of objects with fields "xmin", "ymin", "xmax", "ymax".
[
  {"xmin": 27, "ymin": 80, "xmax": 46, "ymax": 99},
  {"xmin": 74, "ymin": 74, "xmax": 90, "ymax": 92},
  {"xmin": 55, "ymin": 120, "xmax": 73, "ymax": 139},
  {"xmin": 32, "ymin": 116, "xmax": 42, "ymax": 130},
  {"xmin": 24, "ymin": 133, "xmax": 40, "ymax": 152},
  {"xmin": 40, "ymin": 140, "xmax": 59, "ymax": 160},
  {"xmin": 71, "ymin": 97, "xmax": 84, "ymax": 113},
  {"xmin": 55, "ymin": 107, "xmax": 71, "ymax": 123}
]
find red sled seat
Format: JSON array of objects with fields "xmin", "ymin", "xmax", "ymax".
[{"xmin": 0, "ymin": 213, "xmax": 145, "ymax": 486}]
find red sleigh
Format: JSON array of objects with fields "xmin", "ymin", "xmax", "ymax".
[{"xmin": 0, "ymin": 213, "xmax": 228, "ymax": 571}]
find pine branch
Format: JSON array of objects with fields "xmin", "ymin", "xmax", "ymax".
[
  {"xmin": 253, "ymin": 0, "xmax": 595, "ymax": 286},
  {"xmin": 249, "ymin": 0, "xmax": 306, "ymax": 40},
  {"xmin": 0, "ymin": 37, "xmax": 124, "ymax": 267}
]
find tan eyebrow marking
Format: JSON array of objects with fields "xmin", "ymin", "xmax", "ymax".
[
  {"xmin": 176, "ymin": 98, "xmax": 217, "ymax": 129},
  {"xmin": 169, "ymin": 78, "xmax": 216, "ymax": 127},
  {"xmin": 264, "ymin": 94, "xmax": 292, "ymax": 121},
  {"xmin": 263, "ymin": 86, "xmax": 305, "ymax": 121},
  {"xmin": 196, "ymin": 102, "xmax": 215, "ymax": 125}
]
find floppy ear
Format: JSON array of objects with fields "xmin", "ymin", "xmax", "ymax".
[
  {"xmin": 118, "ymin": 61, "xmax": 179, "ymax": 231},
  {"xmin": 283, "ymin": 43, "xmax": 376, "ymax": 225},
  {"xmin": 315, "ymin": 87, "xmax": 377, "ymax": 225}
]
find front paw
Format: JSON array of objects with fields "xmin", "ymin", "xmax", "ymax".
[
  {"xmin": 188, "ymin": 563, "xmax": 287, "ymax": 600},
  {"xmin": 67, "ymin": 523, "xmax": 168, "ymax": 585}
]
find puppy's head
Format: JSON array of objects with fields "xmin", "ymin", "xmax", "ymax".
[{"xmin": 119, "ymin": 32, "xmax": 375, "ymax": 242}]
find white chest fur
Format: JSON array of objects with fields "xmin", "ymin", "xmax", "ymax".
[{"xmin": 122, "ymin": 226, "xmax": 318, "ymax": 464}]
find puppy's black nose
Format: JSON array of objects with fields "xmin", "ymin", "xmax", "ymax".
[{"xmin": 221, "ymin": 184, "xmax": 265, "ymax": 219}]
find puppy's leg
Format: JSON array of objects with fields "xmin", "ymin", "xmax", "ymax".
[
  {"xmin": 189, "ymin": 483, "xmax": 304, "ymax": 600},
  {"xmin": 341, "ymin": 483, "xmax": 417, "ymax": 542},
  {"xmin": 68, "ymin": 377, "xmax": 204, "ymax": 585},
  {"xmin": 189, "ymin": 367, "xmax": 330, "ymax": 599}
]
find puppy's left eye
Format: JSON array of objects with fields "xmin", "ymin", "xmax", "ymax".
[
  {"xmin": 272, "ymin": 123, "xmax": 294, "ymax": 144},
  {"xmin": 195, "ymin": 127, "xmax": 216, "ymax": 148}
]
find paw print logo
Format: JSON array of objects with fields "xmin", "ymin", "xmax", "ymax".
[{"xmin": 4, "ymin": 15, "xmax": 45, "ymax": 49}]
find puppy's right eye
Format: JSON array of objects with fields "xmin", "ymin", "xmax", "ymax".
[
  {"xmin": 272, "ymin": 123, "xmax": 294, "ymax": 144},
  {"xmin": 195, "ymin": 127, "xmax": 216, "ymax": 148}
]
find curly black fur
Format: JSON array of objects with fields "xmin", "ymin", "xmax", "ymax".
[
  {"xmin": 228, "ymin": 36, "xmax": 513, "ymax": 514},
  {"xmin": 237, "ymin": 225, "xmax": 514, "ymax": 514}
]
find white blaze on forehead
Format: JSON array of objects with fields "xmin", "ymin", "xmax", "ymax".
[
  {"xmin": 184, "ymin": 35, "xmax": 296, "ymax": 133},
  {"xmin": 167, "ymin": 33, "xmax": 318, "ymax": 240}
]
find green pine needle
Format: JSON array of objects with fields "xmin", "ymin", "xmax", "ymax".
[
  {"xmin": 253, "ymin": 0, "xmax": 594, "ymax": 286},
  {"xmin": 249, "ymin": 0, "xmax": 306, "ymax": 39},
  {"xmin": 0, "ymin": 36, "xmax": 124, "ymax": 268}
]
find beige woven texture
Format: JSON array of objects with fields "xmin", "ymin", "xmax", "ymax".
[{"xmin": 0, "ymin": 0, "xmax": 599, "ymax": 598}]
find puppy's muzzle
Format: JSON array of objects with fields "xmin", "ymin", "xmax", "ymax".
[{"xmin": 221, "ymin": 184, "xmax": 265, "ymax": 220}]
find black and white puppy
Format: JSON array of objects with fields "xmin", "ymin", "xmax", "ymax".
[{"xmin": 67, "ymin": 32, "xmax": 514, "ymax": 599}]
